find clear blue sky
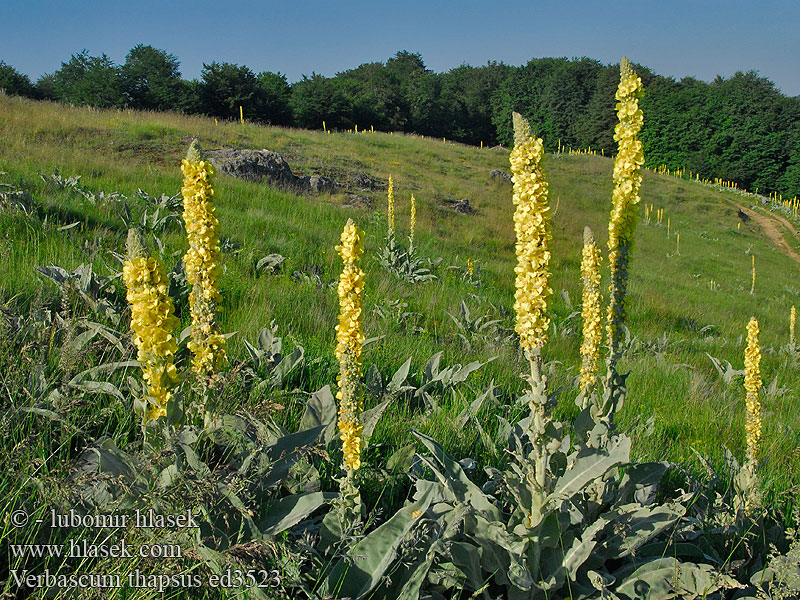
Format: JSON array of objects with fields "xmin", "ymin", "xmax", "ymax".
[{"xmin": 2, "ymin": 0, "xmax": 799, "ymax": 96}]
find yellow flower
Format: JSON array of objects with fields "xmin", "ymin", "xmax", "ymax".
[
  {"xmin": 335, "ymin": 219, "xmax": 365, "ymax": 471},
  {"xmin": 122, "ymin": 231, "xmax": 180, "ymax": 421},
  {"xmin": 791, "ymin": 306, "xmax": 796, "ymax": 345},
  {"xmin": 744, "ymin": 317, "xmax": 762, "ymax": 462},
  {"xmin": 579, "ymin": 227, "xmax": 603, "ymax": 393},
  {"xmin": 410, "ymin": 194, "xmax": 416, "ymax": 241},
  {"xmin": 467, "ymin": 258, "xmax": 474, "ymax": 278},
  {"xmin": 509, "ymin": 112, "xmax": 552, "ymax": 354},
  {"xmin": 180, "ymin": 140, "xmax": 226, "ymax": 379},
  {"xmin": 606, "ymin": 57, "xmax": 644, "ymax": 361},
  {"xmin": 387, "ymin": 176, "xmax": 395, "ymax": 235}
]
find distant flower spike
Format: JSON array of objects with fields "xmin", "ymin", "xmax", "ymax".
[{"xmin": 387, "ymin": 176, "xmax": 395, "ymax": 235}]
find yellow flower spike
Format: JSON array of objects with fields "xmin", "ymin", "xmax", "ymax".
[
  {"xmin": 335, "ymin": 219, "xmax": 366, "ymax": 472},
  {"xmin": 744, "ymin": 317, "xmax": 762, "ymax": 462},
  {"xmin": 579, "ymin": 227, "xmax": 603, "ymax": 395},
  {"xmin": 510, "ymin": 112, "xmax": 552, "ymax": 375},
  {"xmin": 410, "ymin": 194, "xmax": 416, "ymax": 242},
  {"xmin": 122, "ymin": 229, "xmax": 180, "ymax": 422},
  {"xmin": 606, "ymin": 57, "xmax": 645, "ymax": 364},
  {"xmin": 180, "ymin": 140, "xmax": 226, "ymax": 380},
  {"xmin": 791, "ymin": 306, "xmax": 796, "ymax": 346},
  {"xmin": 751, "ymin": 255, "xmax": 755, "ymax": 295},
  {"xmin": 467, "ymin": 258, "xmax": 474, "ymax": 278},
  {"xmin": 387, "ymin": 176, "xmax": 395, "ymax": 235}
]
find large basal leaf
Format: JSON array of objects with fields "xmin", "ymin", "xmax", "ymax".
[
  {"xmin": 413, "ymin": 430, "xmax": 500, "ymax": 519},
  {"xmin": 258, "ymin": 491, "xmax": 335, "ymax": 536},
  {"xmin": 299, "ymin": 386, "xmax": 337, "ymax": 445},
  {"xmin": 547, "ymin": 434, "xmax": 631, "ymax": 504},
  {"xmin": 317, "ymin": 480, "xmax": 436, "ymax": 599}
]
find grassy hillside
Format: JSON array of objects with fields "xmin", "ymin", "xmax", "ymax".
[{"xmin": 1, "ymin": 90, "xmax": 798, "ymax": 520}]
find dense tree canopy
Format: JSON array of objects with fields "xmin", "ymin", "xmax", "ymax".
[{"xmin": 4, "ymin": 47, "xmax": 799, "ymax": 198}]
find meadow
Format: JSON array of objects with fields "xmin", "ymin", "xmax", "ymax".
[{"xmin": 1, "ymin": 82, "xmax": 799, "ymax": 599}]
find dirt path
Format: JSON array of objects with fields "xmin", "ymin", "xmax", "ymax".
[{"xmin": 735, "ymin": 202, "xmax": 800, "ymax": 264}]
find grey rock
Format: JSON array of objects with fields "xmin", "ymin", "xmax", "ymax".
[
  {"xmin": 206, "ymin": 147, "xmax": 337, "ymax": 194},
  {"xmin": 439, "ymin": 198, "xmax": 475, "ymax": 214},
  {"xmin": 207, "ymin": 148, "xmax": 297, "ymax": 185},
  {"xmin": 490, "ymin": 169, "xmax": 512, "ymax": 184},
  {"xmin": 351, "ymin": 172, "xmax": 385, "ymax": 190},
  {"xmin": 300, "ymin": 175, "xmax": 337, "ymax": 194}
]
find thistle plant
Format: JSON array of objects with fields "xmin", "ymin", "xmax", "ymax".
[
  {"xmin": 180, "ymin": 140, "xmax": 226, "ymax": 382},
  {"xmin": 510, "ymin": 111, "xmax": 552, "ymax": 386},
  {"xmin": 579, "ymin": 226, "xmax": 602, "ymax": 399},
  {"xmin": 606, "ymin": 56, "xmax": 644, "ymax": 367},
  {"xmin": 122, "ymin": 229, "xmax": 180, "ymax": 422},
  {"xmin": 335, "ymin": 219, "xmax": 366, "ymax": 473}
]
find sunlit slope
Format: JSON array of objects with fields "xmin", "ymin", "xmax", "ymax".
[{"xmin": 1, "ymin": 93, "xmax": 797, "ymax": 498}]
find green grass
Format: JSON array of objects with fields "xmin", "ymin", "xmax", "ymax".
[{"xmin": 1, "ymin": 92, "xmax": 798, "ymax": 533}]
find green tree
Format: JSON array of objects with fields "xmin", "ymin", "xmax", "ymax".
[
  {"xmin": 256, "ymin": 71, "xmax": 293, "ymax": 125},
  {"xmin": 119, "ymin": 44, "xmax": 184, "ymax": 111},
  {"xmin": 0, "ymin": 61, "xmax": 35, "ymax": 97},
  {"xmin": 199, "ymin": 62, "xmax": 265, "ymax": 120},
  {"xmin": 290, "ymin": 74, "xmax": 353, "ymax": 130},
  {"xmin": 51, "ymin": 50, "xmax": 123, "ymax": 107}
]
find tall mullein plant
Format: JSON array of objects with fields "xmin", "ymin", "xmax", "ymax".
[
  {"xmin": 122, "ymin": 229, "xmax": 180, "ymax": 424},
  {"xmin": 579, "ymin": 226, "xmax": 603, "ymax": 404},
  {"xmin": 509, "ymin": 112, "xmax": 555, "ymax": 529},
  {"xmin": 606, "ymin": 57, "xmax": 644, "ymax": 370},
  {"xmin": 180, "ymin": 141, "xmax": 226, "ymax": 383},
  {"xmin": 333, "ymin": 219, "xmax": 366, "ymax": 526},
  {"xmin": 736, "ymin": 316, "xmax": 763, "ymax": 514},
  {"xmin": 509, "ymin": 112, "xmax": 552, "ymax": 387}
]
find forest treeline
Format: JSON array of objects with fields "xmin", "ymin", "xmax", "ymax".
[{"xmin": 2, "ymin": 46, "xmax": 799, "ymax": 197}]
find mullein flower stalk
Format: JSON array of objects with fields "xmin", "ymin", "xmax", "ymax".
[
  {"xmin": 744, "ymin": 317, "xmax": 762, "ymax": 462},
  {"xmin": 181, "ymin": 140, "xmax": 226, "ymax": 382},
  {"xmin": 335, "ymin": 219, "xmax": 366, "ymax": 474},
  {"xmin": 791, "ymin": 305, "xmax": 796, "ymax": 346},
  {"xmin": 579, "ymin": 226, "xmax": 603, "ymax": 402},
  {"xmin": 736, "ymin": 316, "xmax": 763, "ymax": 514},
  {"xmin": 409, "ymin": 194, "xmax": 416, "ymax": 244},
  {"xmin": 509, "ymin": 112, "xmax": 555, "ymax": 533},
  {"xmin": 606, "ymin": 57, "xmax": 645, "ymax": 368},
  {"xmin": 510, "ymin": 111, "xmax": 552, "ymax": 387},
  {"xmin": 122, "ymin": 229, "xmax": 180, "ymax": 422},
  {"xmin": 387, "ymin": 176, "xmax": 395, "ymax": 235}
]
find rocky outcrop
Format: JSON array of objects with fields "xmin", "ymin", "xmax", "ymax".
[
  {"xmin": 439, "ymin": 198, "xmax": 475, "ymax": 214},
  {"xmin": 206, "ymin": 148, "xmax": 338, "ymax": 194},
  {"xmin": 489, "ymin": 169, "xmax": 513, "ymax": 184}
]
